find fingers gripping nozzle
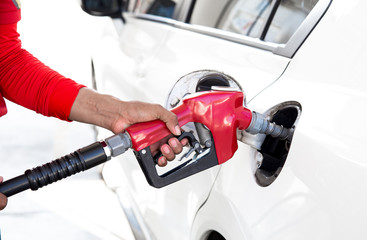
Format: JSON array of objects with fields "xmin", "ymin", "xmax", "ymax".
[{"xmin": 246, "ymin": 112, "xmax": 293, "ymax": 141}]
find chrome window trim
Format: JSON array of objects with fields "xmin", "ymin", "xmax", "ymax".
[
  {"xmin": 125, "ymin": 0, "xmax": 332, "ymax": 58},
  {"xmin": 274, "ymin": 0, "xmax": 332, "ymax": 57},
  {"xmin": 125, "ymin": 13, "xmax": 278, "ymax": 52}
]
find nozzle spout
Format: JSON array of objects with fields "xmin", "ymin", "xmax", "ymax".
[{"xmin": 246, "ymin": 112, "xmax": 293, "ymax": 141}]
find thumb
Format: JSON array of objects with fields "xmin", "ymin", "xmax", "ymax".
[
  {"xmin": 0, "ymin": 176, "xmax": 8, "ymax": 210},
  {"xmin": 161, "ymin": 111, "xmax": 181, "ymax": 136}
]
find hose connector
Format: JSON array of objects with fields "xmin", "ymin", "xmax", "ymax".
[
  {"xmin": 246, "ymin": 112, "xmax": 293, "ymax": 140},
  {"xmin": 104, "ymin": 133, "xmax": 132, "ymax": 157}
]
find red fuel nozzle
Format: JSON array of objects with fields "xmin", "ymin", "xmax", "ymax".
[{"xmin": 126, "ymin": 90, "xmax": 252, "ymax": 165}]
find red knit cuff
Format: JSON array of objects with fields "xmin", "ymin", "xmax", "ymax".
[{"xmin": 48, "ymin": 79, "xmax": 86, "ymax": 121}]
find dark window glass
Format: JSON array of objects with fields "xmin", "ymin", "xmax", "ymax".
[{"xmin": 133, "ymin": 0, "xmax": 184, "ymax": 19}]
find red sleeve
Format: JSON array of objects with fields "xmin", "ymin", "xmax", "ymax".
[
  {"xmin": 0, "ymin": 0, "xmax": 21, "ymax": 25},
  {"xmin": 0, "ymin": 23, "xmax": 86, "ymax": 121}
]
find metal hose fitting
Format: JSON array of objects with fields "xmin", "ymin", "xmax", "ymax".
[{"xmin": 105, "ymin": 133, "xmax": 132, "ymax": 157}]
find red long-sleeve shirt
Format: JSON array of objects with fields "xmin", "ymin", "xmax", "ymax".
[{"xmin": 0, "ymin": 1, "xmax": 85, "ymax": 120}]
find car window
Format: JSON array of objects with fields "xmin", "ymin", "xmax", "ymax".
[
  {"xmin": 191, "ymin": 0, "xmax": 319, "ymax": 44},
  {"xmin": 132, "ymin": 0, "xmax": 319, "ymax": 45}
]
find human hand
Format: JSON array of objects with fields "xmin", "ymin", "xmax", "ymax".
[
  {"xmin": 114, "ymin": 100, "xmax": 188, "ymax": 166},
  {"xmin": 69, "ymin": 88, "xmax": 187, "ymax": 166},
  {"xmin": 0, "ymin": 176, "xmax": 8, "ymax": 210}
]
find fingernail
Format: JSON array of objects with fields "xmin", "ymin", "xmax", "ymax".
[
  {"xmin": 159, "ymin": 157, "xmax": 166, "ymax": 167},
  {"xmin": 163, "ymin": 145, "xmax": 170, "ymax": 154},
  {"xmin": 175, "ymin": 126, "xmax": 181, "ymax": 135},
  {"xmin": 170, "ymin": 138, "xmax": 178, "ymax": 148}
]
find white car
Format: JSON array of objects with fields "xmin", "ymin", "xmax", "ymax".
[{"xmin": 80, "ymin": 0, "xmax": 367, "ymax": 239}]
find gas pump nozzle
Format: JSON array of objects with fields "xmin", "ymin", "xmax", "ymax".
[{"xmin": 0, "ymin": 90, "xmax": 292, "ymax": 196}]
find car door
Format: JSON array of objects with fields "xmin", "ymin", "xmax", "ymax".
[{"xmin": 88, "ymin": 0, "xmax": 331, "ymax": 239}]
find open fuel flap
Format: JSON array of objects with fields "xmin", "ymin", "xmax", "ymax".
[{"xmin": 239, "ymin": 101, "xmax": 301, "ymax": 186}]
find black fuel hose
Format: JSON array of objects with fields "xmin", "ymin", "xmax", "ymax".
[{"xmin": 0, "ymin": 142, "xmax": 108, "ymax": 197}]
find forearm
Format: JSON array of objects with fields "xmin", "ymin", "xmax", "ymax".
[
  {"xmin": 69, "ymin": 88, "xmax": 181, "ymax": 135},
  {"xmin": 68, "ymin": 88, "xmax": 127, "ymax": 133}
]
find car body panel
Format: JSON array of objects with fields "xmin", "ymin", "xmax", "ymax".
[{"xmin": 81, "ymin": 0, "xmax": 367, "ymax": 239}]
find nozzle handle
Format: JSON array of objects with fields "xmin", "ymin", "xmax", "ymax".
[{"xmin": 134, "ymin": 131, "xmax": 218, "ymax": 188}]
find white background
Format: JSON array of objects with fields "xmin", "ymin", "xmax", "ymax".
[{"xmin": 0, "ymin": 0, "xmax": 134, "ymax": 239}]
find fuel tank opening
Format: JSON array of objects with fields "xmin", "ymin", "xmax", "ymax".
[
  {"xmin": 196, "ymin": 73, "xmax": 230, "ymax": 91},
  {"xmin": 254, "ymin": 102, "xmax": 301, "ymax": 187}
]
